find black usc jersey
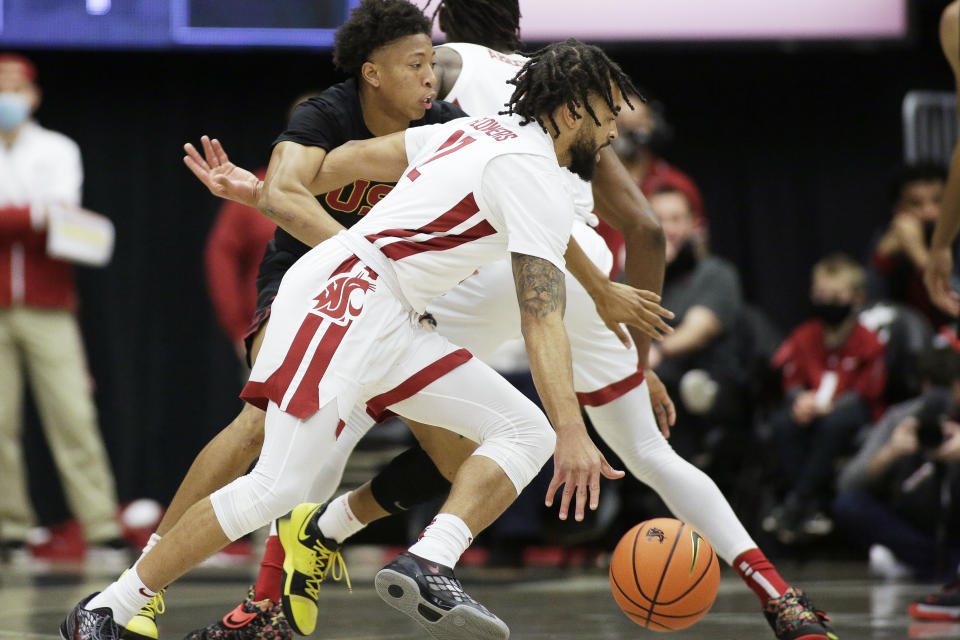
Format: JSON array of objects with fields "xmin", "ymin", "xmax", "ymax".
[{"xmin": 271, "ymin": 77, "xmax": 468, "ymax": 258}]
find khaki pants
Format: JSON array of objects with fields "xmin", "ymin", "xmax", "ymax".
[{"xmin": 0, "ymin": 307, "xmax": 120, "ymax": 543}]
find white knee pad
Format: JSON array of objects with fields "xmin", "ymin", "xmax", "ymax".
[
  {"xmin": 210, "ymin": 468, "xmax": 312, "ymax": 541},
  {"xmin": 473, "ymin": 418, "xmax": 555, "ymax": 494},
  {"xmin": 211, "ymin": 400, "xmax": 345, "ymax": 541}
]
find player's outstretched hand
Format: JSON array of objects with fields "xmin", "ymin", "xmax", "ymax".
[
  {"xmin": 546, "ymin": 427, "xmax": 625, "ymax": 522},
  {"xmin": 645, "ymin": 369, "xmax": 676, "ymax": 438},
  {"xmin": 925, "ymin": 246, "xmax": 960, "ymax": 317},
  {"xmin": 594, "ymin": 281, "xmax": 674, "ymax": 348},
  {"xmin": 183, "ymin": 135, "xmax": 261, "ymax": 209}
]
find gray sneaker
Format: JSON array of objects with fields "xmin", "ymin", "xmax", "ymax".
[{"xmin": 375, "ymin": 552, "xmax": 509, "ymax": 640}]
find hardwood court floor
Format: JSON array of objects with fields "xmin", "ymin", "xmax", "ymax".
[{"xmin": 2, "ymin": 557, "xmax": 957, "ymax": 640}]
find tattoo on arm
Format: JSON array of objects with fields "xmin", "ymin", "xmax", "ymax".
[{"xmin": 512, "ymin": 253, "xmax": 566, "ymax": 318}]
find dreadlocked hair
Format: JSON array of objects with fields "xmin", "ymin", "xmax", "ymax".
[
  {"xmin": 502, "ymin": 38, "xmax": 641, "ymax": 138},
  {"xmin": 333, "ymin": 0, "xmax": 432, "ymax": 78},
  {"xmin": 431, "ymin": 0, "xmax": 521, "ymax": 52}
]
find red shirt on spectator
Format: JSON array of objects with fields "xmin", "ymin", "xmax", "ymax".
[
  {"xmin": 772, "ymin": 319, "xmax": 887, "ymax": 419},
  {"xmin": 203, "ymin": 168, "xmax": 275, "ymax": 343},
  {"xmin": 597, "ymin": 156, "xmax": 704, "ymax": 278}
]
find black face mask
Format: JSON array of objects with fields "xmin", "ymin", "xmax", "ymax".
[
  {"xmin": 811, "ymin": 301, "xmax": 853, "ymax": 327},
  {"xmin": 665, "ymin": 240, "xmax": 698, "ymax": 282}
]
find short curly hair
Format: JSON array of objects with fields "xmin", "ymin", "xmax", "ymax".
[{"xmin": 334, "ymin": 0, "xmax": 432, "ymax": 78}]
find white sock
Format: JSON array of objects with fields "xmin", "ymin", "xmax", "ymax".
[
  {"xmin": 132, "ymin": 533, "xmax": 162, "ymax": 569},
  {"xmin": 269, "ymin": 519, "xmax": 278, "ymax": 536},
  {"xmin": 407, "ymin": 513, "xmax": 473, "ymax": 569},
  {"xmin": 317, "ymin": 494, "xmax": 366, "ymax": 544},
  {"xmin": 85, "ymin": 567, "xmax": 157, "ymax": 627}
]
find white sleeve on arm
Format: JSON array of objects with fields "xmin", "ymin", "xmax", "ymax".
[{"xmin": 482, "ymin": 153, "xmax": 573, "ymax": 270}]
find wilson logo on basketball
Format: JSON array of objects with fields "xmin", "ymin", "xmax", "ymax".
[
  {"xmin": 645, "ymin": 527, "xmax": 666, "ymax": 543},
  {"xmin": 312, "ymin": 275, "xmax": 375, "ymax": 325}
]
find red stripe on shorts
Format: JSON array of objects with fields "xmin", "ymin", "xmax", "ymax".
[
  {"xmin": 240, "ymin": 254, "xmax": 367, "ymax": 416},
  {"xmin": 284, "ymin": 319, "xmax": 354, "ymax": 418},
  {"xmin": 365, "ymin": 348, "xmax": 473, "ymax": 422},
  {"xmin": 575, "ymin": 368, "xmax": 646, "ymax": 407}
]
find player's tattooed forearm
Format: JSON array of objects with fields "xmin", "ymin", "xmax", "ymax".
[{"xmin": 512, "ymin": 253, "xmax": 566, "ymax": 318}]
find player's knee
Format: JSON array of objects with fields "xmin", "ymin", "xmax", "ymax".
[
  {"xmin": 528, "ymin": 422, "xmax": 556, "ymax": 467},
  {"xmin": 215, "ymin": 470, "xmax": 306, "ymax": 539}
]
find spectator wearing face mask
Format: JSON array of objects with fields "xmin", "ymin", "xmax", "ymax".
[
  {"xmin": 763, "ymin": 253, "xmax": 886, "ymax": 545},
  {"xmin": 601, "ymin": 94, "xmax": 704, "ymax": 278},
  {"xmin": 869, "ymin": 164, "xmax": 951, "ymax": 328},
  {"xmin": 0, "ymin": 53, "xmax": 126, "ymax": 565},
  {"xmin": 646, "ymin": 186, "xmax": 745, "ymax": 466}
]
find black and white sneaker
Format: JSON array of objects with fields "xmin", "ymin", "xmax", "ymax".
[
  {"xmin": 60, "ymin": 593, "xmax": 121, "ymax": 640},
  {"xmin": 375, "ymin": 552, "xmax": 509, "ymax": 640}
]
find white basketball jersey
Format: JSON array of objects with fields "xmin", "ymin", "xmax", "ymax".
[
  {"xmin": 438, "ymin": 42, "xmax": 598, "ymax": 227},
  {"xmin": 344, "ymin": 113, "xmax": 574, "ymax": 313}
]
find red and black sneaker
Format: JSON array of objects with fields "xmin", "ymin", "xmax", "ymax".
[
  {"xmin": 909, "ymin": 581, "xmax": 960, "ymax": 621},
  {"xmin": 182, "ymin": 586, "xmax": 292, "ymax": 640},
  {"xmin": 763, "ymin": 587, "xmax": 839, "ymax": 640}
]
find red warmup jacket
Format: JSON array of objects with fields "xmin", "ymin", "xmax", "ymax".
[
  {"xmin": 0, "ymin": 204, "xmax": 76, "ymax": 310},
  {"xmin": 772, "ymin": 319, "xmax": 887, "ymax": 420},
  {"xmin": 203, "ymin": 169, "xmax": 276, "ymax": 342}
]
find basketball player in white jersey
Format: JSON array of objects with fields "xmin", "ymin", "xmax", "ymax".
[
  {"xmin": 416, "ymin": 4, "xmax": 839, "ymax": 640},
  {"xmin": 177, "ymin": 5, "xmax": 840, "ymax": 640},
  {"xmin": 60, "ymin": 40, "xmax": 637, "ymax": 640}
]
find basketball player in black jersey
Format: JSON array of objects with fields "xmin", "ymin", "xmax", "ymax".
[
  {"xmin": 110, "ymin": 3, "xmax": 468, "ymax": 639},
  {"xmin": 109, "ymin": 2, "xmax": 667, "ymax": 640}
]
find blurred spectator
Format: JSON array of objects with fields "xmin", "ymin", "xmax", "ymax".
[
  {"xmin": 203, "ymin": 167, "xmax": 274, "ymax": 360},
  {"xmin": 763, "ymin": 253, "xmax": 886, "ymax": 544},
  {"xmin": 0, "ymin": 53, "xmax": 125, "ymax": 563},
  {"xmin": 600, "ymin": 94, "xmax": 704, "ymax": 278},
  {"xmin": 868, "ymin": 164, "xmax": 951, "ymax": 328},
  {"xmin": 834, "ymin": 345, "xmax": 960, "ymax": 580},
  {"xmin": 647, "ymin": 186, "xmax": 745, "ymax": 466}
]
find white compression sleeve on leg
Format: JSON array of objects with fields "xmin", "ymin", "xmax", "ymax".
[
  {"xmin": 210, "ymin": 401, "xmax": 344, "ymax": 541},
  {"xmin": 585, "ymin": 383, "xmax": 757, "ymax": 564}
]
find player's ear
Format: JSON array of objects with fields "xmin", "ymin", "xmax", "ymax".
[
  {"xmin": 361, "ymin": 61, "xmax": 381, "ymax": 89},
  {"xmin": 555, "ymin": 103, "xmax": 581, "ymax": 133}
]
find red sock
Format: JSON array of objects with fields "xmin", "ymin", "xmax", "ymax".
[
  {"xmin": 253, "ymin": 535, "xmax": 284, "ymax": 603},
  {"xmin": 733, "ymin": 548, "xmax": 791, "ymax": 604}
]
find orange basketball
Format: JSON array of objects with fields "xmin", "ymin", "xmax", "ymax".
[{"xmin": 608, "ymin": 517, "xmax": 721, "ymax": 631}]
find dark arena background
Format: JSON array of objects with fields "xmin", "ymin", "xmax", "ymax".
[{"xmin": 2, "ymin": 1, "xmax": 959, "ymax": 639}]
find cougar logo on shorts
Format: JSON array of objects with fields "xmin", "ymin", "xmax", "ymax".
[
  {"xmin": 312, "ymin": 274, "xmax": 375, "ymax": 325},
  {"xmin": 646, "ymin": 527, "xmax": 666, "ymax": 544}
]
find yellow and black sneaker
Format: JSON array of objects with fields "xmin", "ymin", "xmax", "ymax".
[{"xmin": 277, "ymin": 503, "xmax": 351, "ymax": 636}]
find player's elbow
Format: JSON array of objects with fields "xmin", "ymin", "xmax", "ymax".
[{"xmin": 623, "ymin": 205, "xmax": 665, "ymax": 255}]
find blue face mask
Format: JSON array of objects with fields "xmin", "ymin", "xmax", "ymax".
[{"xmin": 0, "ymin": 93, "xmax": 31, "ymax": 131}]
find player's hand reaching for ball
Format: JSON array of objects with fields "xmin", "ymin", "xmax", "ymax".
[
  {"xmin": 546, "ymin": 427, "xmax": 625, "ymax": 522},
  {"xmin": 184, "ymin": 135, "xmax": 262, "ymax": 208}
]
